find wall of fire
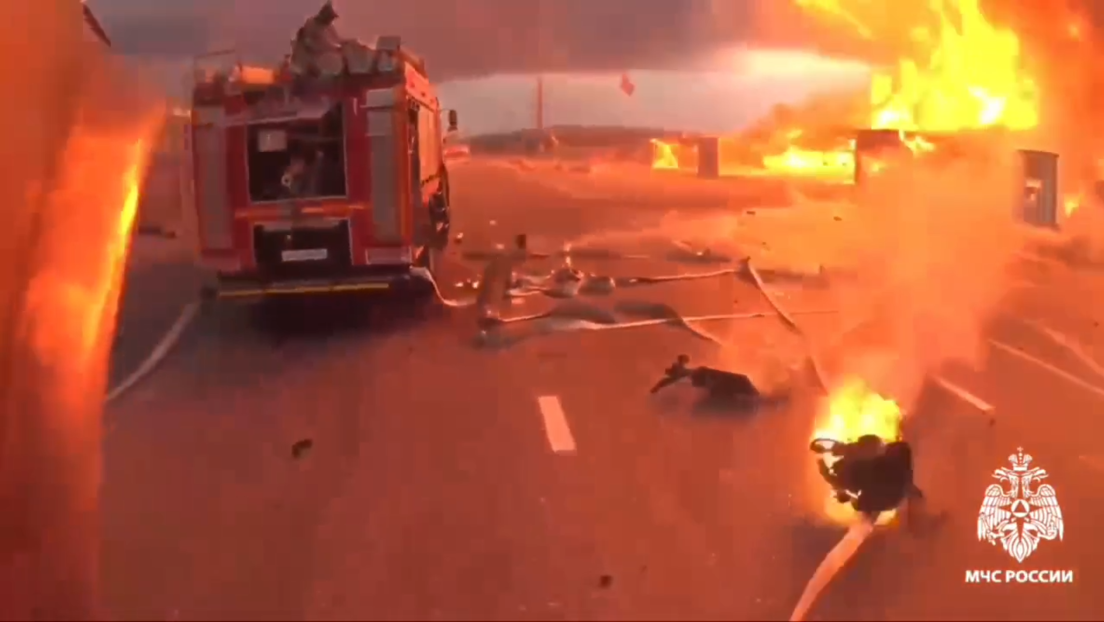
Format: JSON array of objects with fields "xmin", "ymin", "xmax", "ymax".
[
  {"xmin": 674, "ymin": 133, "xmax": 1062, "ymax": 230},
  {"xmin": 136, "ymin": 109, "xmax": 191, "ymax": 236}
]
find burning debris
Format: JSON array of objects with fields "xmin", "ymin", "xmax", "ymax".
[{"xmin": 291, "ymin": 438, "xmax": 314, "ymax": 459}]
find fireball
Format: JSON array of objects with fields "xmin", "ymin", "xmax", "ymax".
[
  {"xmin": 761, "ymin": 134, "xmax": 856, "ymax": 182},
  {"xmin": 696, "ymin": 0, "xmax": 1041, "ymax": 181},
  {"xmin": 1063, "ymin": 193, "xmax": 1082, "ymax": 217},
  {"xmin": 814, "ymin": 378, "xmax": 902, "ymax": 443}
]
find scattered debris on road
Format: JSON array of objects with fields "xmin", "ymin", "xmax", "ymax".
[
  {"xmin": 667, "ymin": 241, "xmax": 734, "ymax": 264},
  {"xmin": 291, "ymin": 438, "xmax": 313, "ymax": 459},
  {"xmin": 419, "ymin": 236, "xmax": 844, "ymax": 367},
  {"xmin": 455, "ymin": 278, "xmax": 480, "ymax": 290},
  {"xmin": 475, "ymin": 305, "xmax": 835, "ymax": 350}
]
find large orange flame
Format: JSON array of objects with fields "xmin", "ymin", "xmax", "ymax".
[
  {"xmin": 652, "ymin": 0, "xmax": 1042, "ymax": 180},
  {"xmin": 24, "ymin": 132, "xmax": 152, "ymax": 377}
]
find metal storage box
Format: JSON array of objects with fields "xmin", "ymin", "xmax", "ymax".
[{"xmin": 1019, "ymin": 149, "xmax": 1059, "ymax": 228}]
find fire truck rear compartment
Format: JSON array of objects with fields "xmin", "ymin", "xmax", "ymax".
[
  {"xmin": 247, "ymin": 103, "xmax": 348, "ymax": 203},
  {"xmin": 252, "ymin": 220, "xmax": 353, "ymax": 281},
  {"xmin": 237, "ymin": 221, "xmax": 420, "ymax": 293}
]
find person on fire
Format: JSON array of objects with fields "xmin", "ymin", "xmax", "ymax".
[{"xmin": 810, "ymin": 434, "xmax": 926, "ymax": 523}]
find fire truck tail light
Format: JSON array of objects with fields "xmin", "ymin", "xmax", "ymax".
[
  {"xmin": 192, "ymin": 118, "xmax": 233, "ymax": 250},
  {"xmin": 366, "ymin": 110, "xmax": 400, "ymax": 241}
]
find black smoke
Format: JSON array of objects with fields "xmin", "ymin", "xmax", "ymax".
[{"xmin": 89, "ymin": 0, "xmax": 849, "ymax": 80}]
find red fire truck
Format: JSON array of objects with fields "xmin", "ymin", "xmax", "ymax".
[{"xmin": 184, "ymin": 36, "xmax": 455, "ymax": 298}]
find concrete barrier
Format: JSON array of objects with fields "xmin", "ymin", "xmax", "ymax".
[
  {"xmin": 697, "ymin": 136, "xmax": 720, "ymax": 179},
  {"xmin": 1019, "ymin": 149, "xmax": 1059, "ymax": 229}
]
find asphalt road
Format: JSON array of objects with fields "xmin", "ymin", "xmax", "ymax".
[{"xmin": 102, "ymin": 160, "xmax": 1104, "ymax": 621}]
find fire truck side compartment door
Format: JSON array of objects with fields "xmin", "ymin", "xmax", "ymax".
[
  {"xmin": 364, "ymin": 98, "xmax": 401, "ymax": 242},
  {"xmin": 178, "ymin": 117, "xmax": 197, "ymax": 240},
  {"xmin": 192, "ymin": 108, "xmax": 234, "ymax": 252}
]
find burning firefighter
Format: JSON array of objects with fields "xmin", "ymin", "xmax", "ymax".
[
  {"xmin": 792, "ymin": 383, "xmax": 938, "ymax": 622},
  {"xmin": 807, "ymin": 378, "xmax": 912, "ymax": 521},
  {"xmin": 810, "ymin": 434, "xmax": 924, "ymax": 522}
]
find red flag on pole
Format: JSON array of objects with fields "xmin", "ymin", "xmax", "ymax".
[{"xmin": 620, "ymin": 72, "xmax": 636, "ymax": 96}]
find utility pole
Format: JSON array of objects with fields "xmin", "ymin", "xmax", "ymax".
[
  {"xmin": 534, "ymin": 0, "xmax": 546, "ymax": 133},
  {"xmin": 535, "ymin": 75, "xmax": 544, "ymax": 131}
]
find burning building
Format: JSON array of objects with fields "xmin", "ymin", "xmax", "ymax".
[{"xmin": 648, "ymin": 0, "xmax": 1093, "ymax": 228}]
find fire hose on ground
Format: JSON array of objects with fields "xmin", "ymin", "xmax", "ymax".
[
  {"xmin": 104, "ymin": 300, "xmax": 202, "ymax": 403},
  {"xmin": 106, "ymin": 246, "xmax": 832, "ymax": 406}
]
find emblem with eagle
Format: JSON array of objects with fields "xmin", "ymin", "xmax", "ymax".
[{"xmin": 977, "ymin": 448, "xmax": 1064, "ymax": 563}]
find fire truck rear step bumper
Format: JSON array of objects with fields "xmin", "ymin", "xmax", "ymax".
[{"xmin": 214, "ymin": 270, "xmax": 422, "ymax": 299}]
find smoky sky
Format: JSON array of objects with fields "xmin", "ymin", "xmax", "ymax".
[
  {"xmin": 88, "ymin": 0, "xmax": 853, "ymax": 79},
  {"xmin": 90, "ymin": 0, "xmax": 1103, "ymax": 81}
]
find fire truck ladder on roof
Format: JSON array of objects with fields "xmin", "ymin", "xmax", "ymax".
[
  {"xmin": 191, "ymin": 48, "xmax": 285, "ymax": 100},
  {"xmin": 192, "ymin": 49, "xmax": 244, "ymax": 83}
]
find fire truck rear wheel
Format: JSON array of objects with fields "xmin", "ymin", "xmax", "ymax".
[
  {"xmin": 430, "ymin": 168, "xmax": 452, "ymax": 249},
  {"xmin": 410, "ymin": 246, "xmax": 441, "ymax": 302},
  {"xmin": 416, "ymin": 245, "xmax": 439, "ymax": 274}
]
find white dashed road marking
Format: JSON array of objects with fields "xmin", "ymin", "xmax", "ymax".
[
  {"xmin": 932, "ymin": 376, "xmax": 994, "ymax": 413},
  {"xmin": 1021, "ymin": 319, "xmax": 1104, "ymax": 384},
  {"xmin": 537, "ymin": 395, "xmax": 576, "ymax": 455},
  {"xmin": 990, "ymin": 339, "xmax": 1104, "ymax": 402}
]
